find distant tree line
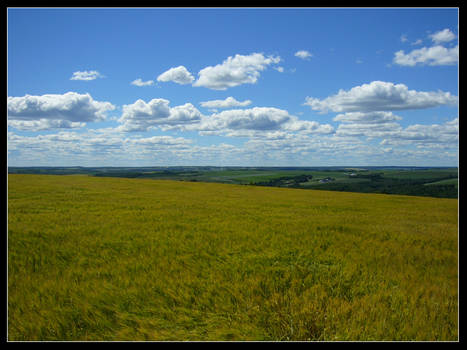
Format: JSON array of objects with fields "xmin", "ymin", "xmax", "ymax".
[
  {"xmin": 314, "ymin": 176, "xmax": 458, "ymax": 199},
  {"xmin": 253, "ymin": 174, "xmax": 313, "ymax": 188}
]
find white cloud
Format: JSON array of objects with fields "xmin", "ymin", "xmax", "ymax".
[
  {"xmin": 192, "ymin": 106, "xmax": 333, "ymax": 136},
  {"xmin": 381, "ymin": 118, "xmax": 458, "ymax": 147},
  {"xmin": 429, "ymin": 28, "xmax": 456, "ymax": 44},
  {"xmin": 127, "ymin": 135, "xmax": 193, "ymax": 148},
  {"xmin": 242, "ymin": 133, "xmax": 366, "ymax": 165},
  {"xmin": 7, "ymin": 92, "xmax": 115, "ymax": 130},
  {"xmin": 285, "ymin": 119, "xmax": 335, "ymax": 135},
  {"xmin": 332, "ymin": 112, "xmax": 405, "ymax": 139},
  {"xmin": 7, "ymin": 129, "xmax": 201, "ymax": 166},
  {"xmin": 200, "ymin": 96, "xmax": 252, "ymax": 109},
  {"xmin": 70, "ymin": 70, "xmax": 104, "ymax": 81},
  {"xmin": 7, "ymin": 115, "xmax": 458, "ymax": 167},
  {"xmin": 295, "ymin": 50, "xmax": 312, "ymax": 60},
  {"xmin": 157, "ymin": 66, "xmax": 195, "ymax": 85},
  {"xmin": 411, "ymin": 39, "xmax": 423, "ymax": 46},
  {"xmin": 7, "ymin": 119, "xmax": 86, "ymax": 131},
  {"xmin": 400, "ymin": 34, "xmax": 408, "ymax": 43},
  {"xmin": 304, "ymin": 81, "xmax": 458, "ymax": 113},
  {"xmin": 197, "ymin": 107, "xmax": 291, "ymax": 132},
  {"xmin": 164, "ymin": 103, "xmax": 204, "ymax": 129},
  {"xmin": 333, "ymin": 111, "xmax": 403, "ymax": 124},
  {"xmin": 403, "ymin": 120, "xmax": 458, "ymax": 138},
  {"xmin": 336, "ymin": 122, "xmax": 403, "ymax": 138},
  {"xmin": 117, "ymin": 98, "xmax": 203, "ymax": 132},
  {"xmin": 330, "ymin": 110, "xmax": 457, "ymax": 153},
  {"xmin": 131, "ymin": 78, "xmax": 154, "ymax": 86},
  {"xmin": 393, "ymin": 44, "xmax": 458, "ymax": 66},
  {"xmin": 193, "ymin": 53, "xmax": 281, "ymax": 90}
]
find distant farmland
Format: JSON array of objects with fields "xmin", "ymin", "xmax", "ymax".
[
  {"xmin": 8, "ymin": 174, "xmax": 458, "ymax": 341},
  {"xmin": 8, "ymin": 166, "xmax": 459, "ymax": 198}
]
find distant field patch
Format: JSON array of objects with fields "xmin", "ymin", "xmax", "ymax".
[
  {"xmin": 380, "ymin": 169, "xmax": 457, "ymax": 180},
  {"xmin": 424, "ymin": 178, "xmax": 458, "ymax": 188}
]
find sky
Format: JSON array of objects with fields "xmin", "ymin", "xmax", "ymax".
[{"xmin": 7, "ymin": 7, "xmax": 459, "ymax": 167}]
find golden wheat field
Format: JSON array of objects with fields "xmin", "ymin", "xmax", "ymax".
[{"xmin": 7, "ymin": 174, "xmax": 458, "ymax": 341}]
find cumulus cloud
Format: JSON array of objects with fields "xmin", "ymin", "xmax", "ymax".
[
  {"xmin": 403, "ymin": 120, "xmax": 458, "ymax": 139},
  {"xmin": 197, "ymin": 107, "xmax": 291, "ymax": 132},
  {"xmin": 7, "ymin": 129, "xmax": 200, "ymax": 166},
  {"xmin": 193, "ymin": 53, "xmax": 281, "ymax": 90},
  {"xmin": 131, "ymin": 78, "xmax": 154, "ymax": 86},
  {"xmin": 393, "ymin": 28, "xmax": 457, "ymax": 66},
  {"xmin": 117, "ymin": 98, "xmax": 203, "ymax": 132},
  {"xmin": 200, "ymin": 96, "xmax": 252, "ymax": 109},
  {"xmin": 157, "ymin": 66, "xmax": 195, "ymax": 85},
  {"xmin": 332, "ymin": 112, "xmax": 405, "ymax": 139},
  {"xmin": 115, "ymin": 95, "xmax": 334, "ymax": 137},
  {"xmin": 242, "ymin": 133, "xmax": 368, "ymax": 165},
  {"xmin": 295, "ymin": 50, "xmax": 313, "ymax": 60},
  {"xmin": 7, "ymin": 92, "xmax": 115, "ymax": 131},
  {"xmin": 393, "ymin": 44, "xmax": 458, "ymax": 66},
  {"xmin": 285, "ymin": 119, "xmax": 335, "ymax": 135},
  {"xmin": 336, "ymin": 122, "xmax": 403, "ymax": 138},
  {"xmin": 429, "ymin": 28, "xmax": 456, "ymax": 44},
  {"xmin": 165, "ymin": 103, "xmax": 204, "ymax": 128},
  {"xmin": 127, "ymin": 135, "xmax": 193, "ymax": 148},
  {"xmin": 7, "ymin": 119, "xmax": 86, "ymax": 131},
  {"xmin": 70, "ymin": 70, "xmax": 104, "ymax": 81},
  {"xmin": 303, "ymin": 81, "xmax": 458, "ymax": 113},
  {"xmin": 381, "ymin": 118, "xmax": 458, "ymax": 147},
  {"xmin": 7, "ymin": 116, "xmax": 458, "ymax": 167},
  {"xmin": 333, "ymin": 111, "xmax": 403, "ymax": 124},
  {"xmin": 193, "ymin": 106, "xmax": 333, "ymax": 136}
]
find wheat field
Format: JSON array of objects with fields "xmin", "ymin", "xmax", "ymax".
[{"xmin": 7, "ymin": 174, "xmax": 458, "ymax": 341}]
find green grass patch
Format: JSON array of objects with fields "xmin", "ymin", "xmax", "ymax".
[{"xmin": 424, "ymin": 178, "xmax": 458, "ymax": 188}]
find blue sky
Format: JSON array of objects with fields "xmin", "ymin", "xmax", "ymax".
[{"xmin": 7, "ymin": 8, "xmax": 459, "ymax": 167}]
